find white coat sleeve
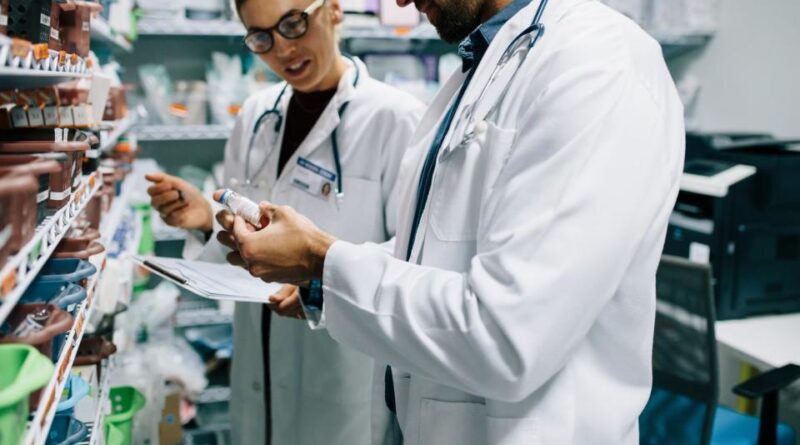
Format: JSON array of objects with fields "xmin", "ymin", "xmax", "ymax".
[
  {"xmin": 182, "ymin": 110, "xmax": 250, "ymax": 263},
  {"xmin": 319, "ymin": 63, "xmax": 681, "ymax": 402},
  {"xmin": 303, "ymin": 102, "xmax": 424, "ymax": 324}
]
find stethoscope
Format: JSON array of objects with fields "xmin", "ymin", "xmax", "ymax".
[
  {"xmin": 236, "ymin": 55, "xmax": 361, "ymax": 200},
  {"xmin": 448, "ymin": 0, "xmax": 548, "ymax": 151}
]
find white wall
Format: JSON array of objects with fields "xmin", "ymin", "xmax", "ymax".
[{"xmin": 668, "ymin": 0, "xmax": 800, "ymax": 138}]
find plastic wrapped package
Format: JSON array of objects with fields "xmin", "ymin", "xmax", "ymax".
[
  {"xmin": 206, "ymin": 53, "xmax": 254, "ymax": 126},
  {"xmin": 598, "ymin": 0, "xmax": 648, "ymax": 26},
  {"xmin": 139, "ymin": 64, "xmax": 176, "ymax": 125},
  {"xmin": 647, "ymin": 0, "xmax": 720, "ymax": 38}
]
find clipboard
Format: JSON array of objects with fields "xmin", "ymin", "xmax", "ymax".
[{"xmin": 134, "ymin": 256, "xmax": 282, "ymax": 303}]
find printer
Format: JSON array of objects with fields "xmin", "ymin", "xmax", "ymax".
[{"xmin": 663, "ymin": 133, "xmax": 800, "ymax": 320}]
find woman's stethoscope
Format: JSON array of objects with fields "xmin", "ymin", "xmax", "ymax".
[
  {"xmin": 235, "ymin": 55, "xmax": 361, "ymax": 200},
  {"xmin": 448, "ymin": 0, "xmax": 549, "ymax": 151}
]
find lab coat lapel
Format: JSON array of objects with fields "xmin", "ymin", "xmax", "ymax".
[
  {"xmin": 393, "ymin": 70, "xmax": 469, "ymax": 262},
  {"xmin": 440, "ymin": 0, "xmax": 542, "ymax": 155},
  {"xmin": 280, "ymin": 59, "xmax": 363, "ymax": 179}
]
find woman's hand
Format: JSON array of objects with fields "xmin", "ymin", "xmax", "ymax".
[
  {"xmin": 213, "ymin": 197, "xmax": 336, "ymax": 285},
  {"xmin": 268, "ymin": 284, "xmax": 306, "ymax": 319},
  {"xmin": 146, "ymin": 173, "xmax": 213, "ymax": 233}
]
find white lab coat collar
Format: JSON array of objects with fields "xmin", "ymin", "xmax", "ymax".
[
  {"xmin": 279, "ymin": 56, "xmax": 368, "ymax": 165},
  {"xmin": 440, "ymin": 0, "xmax": 587, "ymax": 155}
]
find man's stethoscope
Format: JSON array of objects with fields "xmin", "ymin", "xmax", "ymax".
[
  {"xmin": 448, "ymin": 0, "xmax": 549, "ymax": 151},
  {"xmin": 234, "ymin": 55, "xmax": 361, "ymax": 199}
]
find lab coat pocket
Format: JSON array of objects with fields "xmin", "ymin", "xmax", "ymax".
[
  {"xmin": 419, "ymin": 399, "xmax": 487, "ymax": 445},
  {"xmin": 430, "ymin": 122, "xmax": 516, "ymax": 241},
  {"xmin": 486, "ymin": 416, "xmax": 539, "ymax": 444}
]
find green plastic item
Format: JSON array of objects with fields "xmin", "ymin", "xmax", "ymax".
[
  {"xmin": 104, "ymin": 422, "xmax": 125, "ymax": 445},
  {"xmin": 103, "ymin": 386, "xmax": 145, "ymax": 445},
  {"xmin": 0, "ymin": 345, "xmax": 54, "ymax": 445}
]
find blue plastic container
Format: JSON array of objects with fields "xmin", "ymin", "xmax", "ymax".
[
  {"xmin": 55, "ymin": 375, "xmax": 90, "ymax": 415},
  {"xmin": 36, "ymin": 259, "xmax": 97, "ymax": 287},
  {"xmin": 46, "ymin": 414, "xmax": 89, "ymax": 445},
  {"xmin": 21, "ymin": 281, "xmax": 87, "ymax": 316}
]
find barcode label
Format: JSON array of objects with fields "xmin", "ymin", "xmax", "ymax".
[
  {"xmin": 0, "ymin": 14, "xmax": 8, "ymax": 26},
  {"xmin": 40, "ymin": 13, "xmax": 51, "ymax": 26},
  {"xmin": 51, "ymin": 28, "xmax": 60, "ymax": 40}
]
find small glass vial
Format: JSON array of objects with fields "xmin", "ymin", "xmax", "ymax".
[{"xmin": 216, "ymin": 189, "xmax": 264, "ymax": 228}]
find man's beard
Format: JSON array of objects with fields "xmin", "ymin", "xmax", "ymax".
[{"xmin": 419, "ymin": 0, "xmax": 483, "ymax": 43}]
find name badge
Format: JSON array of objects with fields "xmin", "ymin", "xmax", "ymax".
[{"xmin": 290, "ymin": 157, "xmax": 335, "ymax": 200}]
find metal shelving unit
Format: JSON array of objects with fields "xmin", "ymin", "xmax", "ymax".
[
  {"xmin": 0, "ymin": 173, "xmax": 102, "ymax": 326},
  {"xmin": 86, "ymin": 360, "xmax": 114, "ymax": 445},
  {"xmin": 98, "ymin": 115, "xmax": 138, "ymax": 153},
  {"xmin": 138, "ymin": 18, "xmax": 246, "ymax": 36},
  {"xmin": 91, "ymin": 17, "xmax": 134, "ymax": 53},
  {"xmin": 21, "ymin": 250, "xmax": 107, "ymax": 445},
  {"xmin": 0, "ymin": 66, "xmax": 89, "ymax": 89},
  {"xmin": 137, "ymin": 124, "xmax": 232, "ymax": 141},
  {"xmin": 137, "ymin": 18, "xmax": 441, "ymax": 40}
]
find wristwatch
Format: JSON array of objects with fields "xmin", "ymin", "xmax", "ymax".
[{"xmin": 300, "ymin": 279, "xmax": 324, "ymax": 310}]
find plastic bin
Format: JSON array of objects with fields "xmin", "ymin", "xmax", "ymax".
[
  {"xmin": 105, "ymin": 422, "xmax": 125, "ymax": 445},
  {"xmin": 37, "ymin": 258, "xmax": 97, "ymax": 288},
  {"xmin": 0, "ymin": 304, "xmax": 73, "ymax": 389},
  {"xmin": 0, "ymin": 174, "xmax": 38, "ymax": 258},
  {"xmin": 104, "ymin": 386, "xmax": 145, "ymax": 445},
  {"xmin": 0, "ymin": 344, "xmax": 54, "ymax": 445},
  {"xmin": 0, "ymin": 155, "xmax": 62, "ymax": 223},
  {"xmin": 47, "ymin": 414, "xmax": 89, "ymax": 445},
  {"xmin": 55, "ymin": 374, "xmax": 89, "ymax": 414},
  {"xmin": 74, "ymin": 337, "xmax": 116, "ymax": 367},
  {"xmin": 21, "ymin": 281, "xmax": 87, "ymax": 315},
  {"xmin": 6, "ymin": 0, "xmax": 53, "ymax": 46},
  {"xmin": 54, "ymin": 226, "xmax": 104, "ymax": 260},
  {"xmin": 0, "ymin": 140, "xmax": 89, "ymax": 193}
]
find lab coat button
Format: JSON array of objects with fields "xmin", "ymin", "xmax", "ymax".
[
  {"xmin": 252, "ymin": 382, "xmax": 261, "ymax": 392},
  {"xmin": 475, "ymin": 120, "xmax": 488, "ymax": 135}
]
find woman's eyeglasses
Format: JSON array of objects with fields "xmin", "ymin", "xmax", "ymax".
[{"xmin": 243, "ymin": 0, "xmax": 326, "ymax": 54}]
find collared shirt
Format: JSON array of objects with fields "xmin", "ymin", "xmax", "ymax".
[
  {"xmin": 459, "ymin": 0, "xmax": 533, "ymax": 72},
  {"xmin": 405, "ymin": 0, "xmax": 532, "ymax": 261}
]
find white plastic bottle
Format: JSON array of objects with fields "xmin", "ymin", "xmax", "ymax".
[{"xmin": 216, "ymin": 189, "xmax": 264, "ymax": 228}]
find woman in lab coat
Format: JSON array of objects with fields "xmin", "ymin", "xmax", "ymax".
[{"xmin": 145, "ymin": 0, "xmax": 424, "ymax": 443}]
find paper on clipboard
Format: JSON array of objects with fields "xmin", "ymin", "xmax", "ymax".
[{"xmin": 134, "ymin": 256, "xmax": 282, "ymax": 303}]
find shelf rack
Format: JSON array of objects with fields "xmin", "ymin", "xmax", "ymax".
[
  {"xmin": 22, "ymin": 249, "xmax": 107, "ymax": 445},
  {"xmin": 86, "ymin": 359, "xmax": 113, "ymax": 445},
  {"xmin": 0, "ymin": 66, "xmax": 89, "ymax": 89},
  {"xmin": 0, "ymin": 174, "xmax": 102, "ymax": 326},
  {"xmin": 137, "ymin": 124, "xmax": 232, "ymax": 141},
  {"xmin": 90, "ymin": 17, "xmax": 134, "ymax": 53}
]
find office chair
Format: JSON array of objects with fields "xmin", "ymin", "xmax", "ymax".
[{"xmin": 639, "ymin": 255, "xmax": 800, "ymax": 445}]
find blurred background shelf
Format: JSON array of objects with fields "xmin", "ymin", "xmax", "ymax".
[
  {"xmin": 137, "ymin": 124, "xmax": 232, "ymax": 141},
  {"xmin": 91, "ymin": 17, "xmax": 133, "ymax": 53}
]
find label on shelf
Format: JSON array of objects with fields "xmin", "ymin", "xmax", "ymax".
[
  {"xmin": 43, "ymin": 106, "xmax": 59, "ymax": 126},
  {"xmin": 50, "ymin": 28, "xmax": 60, "ymax": 41},
  {"xmin": 0, "ymin": 226, "xmax": 11, "ymax": 252},
  {"xmin": 59, "ymin": 106, "xmax": 75, "ymax": 127},
  {"xmin": 11, "ymin": 107, "xmax": 29, "ymax": 127},
  {"xmin": 27, "ymin": 108, "xmax": 45, "ymax": 127},
  {"xmin": 73, "ymin": 105, "xmax": 90, "ymax": 127}
]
